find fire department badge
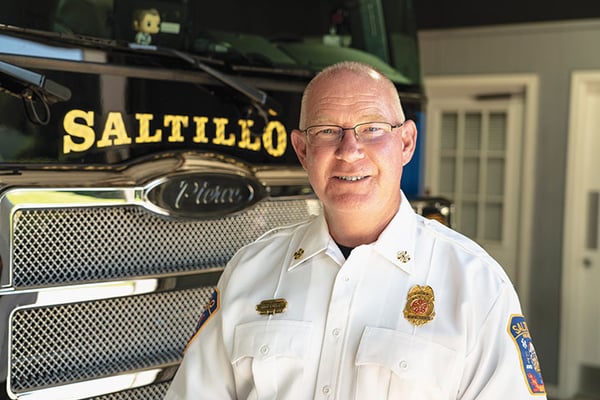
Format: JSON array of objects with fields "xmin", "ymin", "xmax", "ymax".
[
  {"xmin": 403, "ymin": 285, "xmax": 435, "ymax": 326},
  {"xmin": 507, "ymin": 314, "xmax": 546, "ymax": 395}
]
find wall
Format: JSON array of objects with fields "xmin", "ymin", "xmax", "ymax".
[
  {"xmin": 418, "ymin": 18, "xmax": 600, "ymax": 386},
  {"xmin": 414, "ymin": 0, "xmax": 600, "ymax": 29}
]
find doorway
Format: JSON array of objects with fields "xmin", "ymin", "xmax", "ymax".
[
  {"xmin": 560, "ymin": 71, "xmax": 600, "ymax": 399},
  {"xmin": 424, "ymin": 74, "xmax": 538, "ymax": 305}
]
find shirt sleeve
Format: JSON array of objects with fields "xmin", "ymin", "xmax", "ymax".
[
  {"xmin": 164, "ymin": 288, "xmax": 236, "ymax": 400},
  {"xmin": 458, "ymin": 283, "xmax": 547, "ymax": 399}
]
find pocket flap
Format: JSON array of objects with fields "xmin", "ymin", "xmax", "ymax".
[
  {"xmin": 356, "ymin": 326, "xmax": 456, "ymax": 377},
  {"xmin": 232, "ymin": 320, "xmax": 312, "ymax": 363}
]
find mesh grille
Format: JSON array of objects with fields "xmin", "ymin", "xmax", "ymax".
[
  {"xmin": 10, "ymin": 287, "xmax": 212, "ymax": 393},
  {"xmin": 84, "ymin": 382, "xmax": 170, "ymax": 400},
  {"xmin": 11, "ymin": 199, "xmax": 315, "ymax": 287}
]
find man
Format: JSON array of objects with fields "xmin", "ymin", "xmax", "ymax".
[{"xmin": 165, "ymin": 61, "xmax": 546, "ymax": 399}]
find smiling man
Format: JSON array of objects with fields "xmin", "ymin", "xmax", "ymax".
[{"xmin": 165, "ymin": 61, "xmax": 546, "ymax": 399}]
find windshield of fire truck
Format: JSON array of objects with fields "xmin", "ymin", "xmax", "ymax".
[
  {"xmin": 0, "ymin": 0, "xmax": 419, "ymax": 82},
  {"xmin": 0, "ymin": 0, "xmax": 421, "ymax": 166}
]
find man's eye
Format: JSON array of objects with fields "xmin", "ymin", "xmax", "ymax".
[
  {"xmin": 359, "ymin": 127, "xmax": 381, "ymax": 136},
  {"xmin": 359, "ymin": 126, "xmax": 379, "ymax": 136},
  {"xmin": 317, "ymin": 128, "xmax": 338, "ymax": 135}
]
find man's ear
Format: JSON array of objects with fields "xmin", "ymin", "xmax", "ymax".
[
  {"xmin": 291, "ymin": 129, "xmax": 308, "ymax": 169},
  {"xmin": 400, "ymin": 120, "xmax": 418, "ymax": 166}
]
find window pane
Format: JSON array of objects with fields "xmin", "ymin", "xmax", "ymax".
[
  {"xmin": 440, "ymin": 157, "xmax": 456, "ymax": 193},
  {"xmin": 463, "ymin": 157, "xmax": 480, "ymax": 194},
  {"xmin": 488, "ymin": 112, "xmax": 507, "ymax": 151},
  {"xmin": 484, "ymin": 202, "xmax": 503, "ymax": 241},
  {"xmin": 460, "ymin": 201, "xmax": 478, "ymax": 239},
  {"xmin": 465, "ymin": 112, "xmax": 482, "ymax": 150},
  {"xmin": 486, "ymin": 158, "xmax": 505, "ymax": 196},
  {"xmin": 441, "ymin": 112, "xmax": 458, "ymax": 150}
]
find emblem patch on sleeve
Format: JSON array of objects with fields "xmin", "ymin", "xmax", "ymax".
[
  {"xmin": 185, "ymin": 289, "xmax": 220, "ymax": 351},
  {"xmin": 507, "ymin": 314, "xmax": 546, "ymax": 395}
]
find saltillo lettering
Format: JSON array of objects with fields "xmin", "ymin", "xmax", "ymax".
[{"xmin": 62, "ymin": 109, "xmax": 288, "ymax": 157}]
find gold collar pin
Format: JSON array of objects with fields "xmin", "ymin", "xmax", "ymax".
[
  {"xmin": 397, "ymin": 250, "xmax": 411, "ymax": 263},
  {"xmin": 293, "ymin": 248, "xmax": 304, "ymax": 260}
]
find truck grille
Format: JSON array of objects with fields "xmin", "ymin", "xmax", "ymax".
[
  {"xmin": 11, "ymin": 288, "xmax": 211, "ymax": 392},
  {"xmin": 12, "ymin": 200, "xmax": 313, "ymax": 288},
  {"xmin": 2, "ymin": 187, "xmax": 319, "ymax": 399}
]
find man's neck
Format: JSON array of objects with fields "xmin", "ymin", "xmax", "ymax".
[{"xmin": 325, "ymin": 206, "xmax": 398, "ymax": 248}]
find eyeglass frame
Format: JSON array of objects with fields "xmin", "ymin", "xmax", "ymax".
[{"xmin": 301, "ymin": 121, "xmax": 404, "ymax": 147}]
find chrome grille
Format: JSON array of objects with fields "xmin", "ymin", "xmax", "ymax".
[
  {"xmin": 11, "ymin": 199, "xmax": 314, "ymax": 288},
  {"xmin": 3, "ymin": 171, "xmax": 319, "ymax": 399},
  {"xmin": 10, "ymin": 287, "xmax": 212, "ymax": 393}
]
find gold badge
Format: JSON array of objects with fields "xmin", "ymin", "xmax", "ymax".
[
  {"xmin": 403, "ymin": 285, "xmax": 435, "ymax": 326},
  {"xmin": 256, "ymin": 298, "xmax": 288, "ymax": 315}
]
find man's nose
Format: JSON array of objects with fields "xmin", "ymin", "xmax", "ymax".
[{"xmin": 335, "ymin": 129, "xmax": 364, "ymax": 161}]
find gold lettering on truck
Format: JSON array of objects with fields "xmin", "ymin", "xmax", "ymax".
[{"xmin": 61, "ymin": 109, "xmax": 288, "ymax": 157}]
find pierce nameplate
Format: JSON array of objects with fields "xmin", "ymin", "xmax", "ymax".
[{"xmin": 146, "ymin": 172, "xmax": 266, "ymax": 218}]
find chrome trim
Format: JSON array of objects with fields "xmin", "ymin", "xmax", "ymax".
[
  {"xmin": 0, "ymin": 270, "xmax": 223, "ymax": 305},
  {"xmin": 7, "ymin": 365, "xmax": 179, "ymax": 400}
]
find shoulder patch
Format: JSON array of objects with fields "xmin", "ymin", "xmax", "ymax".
[
  {"xmin": 507, "ymin": 314, "xmax": 546, "ymax": 395},
  {"xmin": 185, "ymin": 289, "xmax": 220, "ymax": 351}
]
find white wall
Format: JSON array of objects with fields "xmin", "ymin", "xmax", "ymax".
[{"xmin": 418, "ymin": 19, "xmax": 600, "ymax": 388}]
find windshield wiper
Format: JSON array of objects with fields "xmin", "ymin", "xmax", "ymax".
[
  {"xmin": 0, "ymin": 59, "xmax": 71, "ymax": 125},
  {"xmin": 129, "ymin": 43, "xmax": 280, "ymax": 120}
]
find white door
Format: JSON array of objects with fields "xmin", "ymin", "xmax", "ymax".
[
  {"xmin": 560, "ymin": 71, "xmax": 600, "ymax": 398},
  {"xmin": 424, "ymin": 75, "xmax": 538, "ymax": 297}
]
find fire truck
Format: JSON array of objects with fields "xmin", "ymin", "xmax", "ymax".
[{"xmin": 0, "ymin": 1, "xmax": 449, "ymax": 398}]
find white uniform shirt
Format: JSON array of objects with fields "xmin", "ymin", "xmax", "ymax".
[{"xmin": 166, "ymin": 193, "xmax": 546, "ymax": 399}]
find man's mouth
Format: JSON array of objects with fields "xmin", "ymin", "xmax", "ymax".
[{"xmin": 336, "ymin": 175, "xmax": 368, "ymax": 181}]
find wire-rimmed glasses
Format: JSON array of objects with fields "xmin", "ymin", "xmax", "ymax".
[{"xmin": 302, "ymin": 121, "xmax": 403, "ymax": 147}]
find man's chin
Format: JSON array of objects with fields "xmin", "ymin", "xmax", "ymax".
[{"xmin": 323, "ymin": 193, "xmax": 377, "ymax": 212}]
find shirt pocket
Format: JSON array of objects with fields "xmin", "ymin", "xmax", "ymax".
[
  {"xmin": 232, "ymin": 320, "xmax": 312, "ymax": 400},
  {"xmin": 355, "ymin": 326, "xmax": 458, "ymax": 400}
]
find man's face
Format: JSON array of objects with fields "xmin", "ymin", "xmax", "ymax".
[{"xmin": 291, "ymin": 70, "xmax": 416, "ymax": 221}]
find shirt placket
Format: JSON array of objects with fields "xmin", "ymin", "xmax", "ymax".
[{"xmin": 314, "ymin": 255, "xmax": 361, "ymax": 399}]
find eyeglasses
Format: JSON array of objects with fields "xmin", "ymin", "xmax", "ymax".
[{"xmin": 302, "ymin": 122, "xmax": 403, "ymax": 147}]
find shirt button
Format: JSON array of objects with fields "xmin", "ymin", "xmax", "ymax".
[
  {"xmin": 399, "ymin": 360, "xmax": 408, "ymax": 369},
  {"xmin": 259, "ymin": 345, "xmax": 269, "ymax": 355},
  {"xmin": 332, "ymin": 328, "xmax": 341, "ymax": 337},
  {"xmin": 322, "ymin": 385, "xmax": 331, "ymax": 395}
]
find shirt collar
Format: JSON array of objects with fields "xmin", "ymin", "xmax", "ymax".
[
  {"xmin": 371, "ymin": 191, "xmax": 417, "ymax": 274},
  {"xmin": 287, "ymin": 191, "xmax": 417, "ymax": 273},
  {"xmin": 287, "ymin": 213, "xmax": 332, "ymax": 271}
]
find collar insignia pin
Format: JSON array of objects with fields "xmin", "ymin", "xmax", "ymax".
[
  {"xmin": 256, "ymin": 298, "xmax": 288, "ymax": 315},
  {"xmin": 403, "ymin": 285, "xmax": 435, "ymax": 326},
  {"xmin": 396, "ymin": 250, "xmax": 411, "ymax": 263},
  {"xmin": 293, "ymin": 248, "xmax": 304, "ymax": 260}
]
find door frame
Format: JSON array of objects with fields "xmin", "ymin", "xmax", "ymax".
[
  {"xmin": 423, "ymin": 74, "xmax": 539, "ymax": 312},
  {"xmin": 559, "ymin": 70, "xmax": 600, "ymax": 399}
]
